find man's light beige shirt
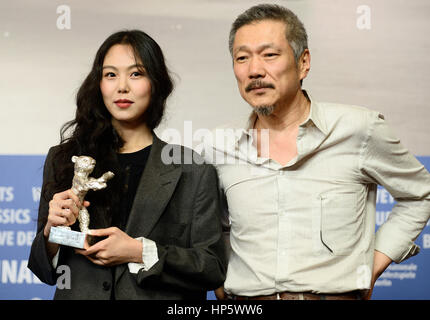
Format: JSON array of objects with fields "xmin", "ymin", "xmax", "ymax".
[{"xmin": 202, "ymin": 93, "xmax": 430, "ymax": 296}]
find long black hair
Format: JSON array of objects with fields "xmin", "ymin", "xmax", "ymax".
[{"xmin": 45, "ymin": 30, "xmax": 174, "ymax": 229}]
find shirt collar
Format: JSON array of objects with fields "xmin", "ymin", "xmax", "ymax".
[
  {"xmin": 237, "ymin": 90, "xmax": 328, "ymax": 145},
  {"xmin": 300, "ymin": 90, "xmax": 328, "ymax": 135}
]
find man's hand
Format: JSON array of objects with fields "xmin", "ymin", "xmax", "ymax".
[
  {"xmin": 215, "ymin": 286, "xmax": 227, "ymax": 300},
  {"xmin": 75, "ymin": 227, "xmax": 143, "ymax": 266},
  {"xmin": 364, "ymin": 250, "xmax": 392, "ymax": 300}
]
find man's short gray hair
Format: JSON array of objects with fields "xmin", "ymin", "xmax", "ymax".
[{"xmin": 229, "ymin": 4, "xmax": 308, "ymax": 62}]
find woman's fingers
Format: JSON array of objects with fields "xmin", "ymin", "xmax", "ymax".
[
  {"xmin": 87, "ymin": 227, "xmax": 116, "ymax": 237},
  {"xmin": 46, "ymin": 189, "xmax": 83, "ymax": 233},
  {"xmin": 53, "ymin": 189, "xmax": 81, "ymax": 208},
  {"xmin": 51, "ymin": 190, "xmax": 81, "ymax": 216},
  {"xmin": 48, "ymin": 214, "xmax": 68, "ymax": 227},
  {"xmin": 49, "ymin": 208, "xmax": 75, "ymax": 226},
  {"xmin": 60, "ymin": 199, "xmax": 80, "ymax": 218},
  {"xmin": 62, "ymin": 208, "xmax": 77, "ymax": 225}
]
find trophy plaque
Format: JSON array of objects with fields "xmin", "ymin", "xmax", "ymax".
[{"xmin": 48, "ymin": 155, "xmax": 114, "ymax": 249}]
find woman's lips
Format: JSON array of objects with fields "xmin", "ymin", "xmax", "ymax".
[{"xmin": 114, "ymin": 99, "xmax": 133, "ymax": 108}]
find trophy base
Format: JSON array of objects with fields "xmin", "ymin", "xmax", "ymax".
[{"xmin": 48, "ymin": 226, "xmax": 87, "ymax": 249}]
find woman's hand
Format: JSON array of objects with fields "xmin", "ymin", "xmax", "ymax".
[
  {"xmin": 43, "ymin": 189, "xmax": 89, "ymax": 238},
  {"xmin": 75, "ymin": 227, "xmax": 143, "ymax": 266}
]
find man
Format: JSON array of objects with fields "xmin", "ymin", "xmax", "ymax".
[{"xmin": 202, "ymin": 4, "xmax": 430, "ymax": 300}]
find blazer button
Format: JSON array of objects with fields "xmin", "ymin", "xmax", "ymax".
[{"xmin": 102, "ymin": 281, "xmax": 111, "ymax": 291}]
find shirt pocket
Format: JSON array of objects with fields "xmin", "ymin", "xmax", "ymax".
[{"xmin": 319, "ymin": 192, "xmax": 362, "ymax": 256}]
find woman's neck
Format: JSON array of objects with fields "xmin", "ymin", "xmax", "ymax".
[{"xmin": 114, "ymin": 121, "xmax": 153, "ymax": 153}]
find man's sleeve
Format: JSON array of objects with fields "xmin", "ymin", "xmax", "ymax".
[
  {"xmin": 359, "ymin": 111, "xmax": 430, "ymax": 263},
  {"xmin": 199, "ymin": 132, "xmax": 231, "ymax": 258}
]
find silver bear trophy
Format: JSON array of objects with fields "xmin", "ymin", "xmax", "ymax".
[{"xmin": 70, "ymin": 155, "xmax": 114, "ymax": 233}]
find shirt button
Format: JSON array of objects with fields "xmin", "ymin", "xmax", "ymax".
[{"xmin": 102, "ymin": 281, "xmax": 111, "ymax": 291}]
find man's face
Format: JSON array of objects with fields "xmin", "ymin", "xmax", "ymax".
[{"xmin": 232, "ymin": 20, "xmax": 308, "ymax": 112}]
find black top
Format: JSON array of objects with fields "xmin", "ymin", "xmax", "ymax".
[
  {"xmin": 110, "ymin": 145, "xmax": 152, "ymax": 300},
  {"xmin": 114, "ymin": 145, "xmax": 152, "ymax": 230}
]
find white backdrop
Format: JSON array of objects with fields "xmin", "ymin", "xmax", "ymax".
[{"xmin": 0, "ymin": 0, "xmax": 429, "ymax": 155}]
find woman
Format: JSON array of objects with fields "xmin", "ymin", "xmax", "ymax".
[{"xmin": 28, "ymin": 30, "xmax": 227, "ymax": 299}]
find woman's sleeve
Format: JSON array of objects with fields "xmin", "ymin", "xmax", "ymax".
[
  {"xmin": 27, "ymin": 147, "xmax": 58, "ymax": 285},
  {"xmin": 135, "ymin": 164, "xmax": 228, "ymax": 292}
]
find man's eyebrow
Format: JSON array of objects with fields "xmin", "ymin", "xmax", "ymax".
[
  {"xmin": 233, "ymin": 43, "xmax": 279, "ymax": 55},
  {"xmin": 258, "ymin": 43, "xmax": 280, "ymax": 51},
  {"xmin": 102, "ymin": 64, "xmax": 145, "ymax": 70}
]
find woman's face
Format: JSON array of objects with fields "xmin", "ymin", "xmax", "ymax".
[{"xmin": 100, "ymin": 44, "xmax": 152, "ymax": 129}]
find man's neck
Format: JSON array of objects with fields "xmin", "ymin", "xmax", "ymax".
[{"xmin": 255, "ymin": 90, "xmax": 310, "ymax": 132}]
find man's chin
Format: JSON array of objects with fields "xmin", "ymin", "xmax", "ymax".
[{"xmin": 252, "ymin": 105, "xmax": 275, "ymax": 116}]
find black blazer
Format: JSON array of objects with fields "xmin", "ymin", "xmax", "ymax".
[{"xmin": 28, "ymin": 134, "xmax": 227, "ymax": 299}]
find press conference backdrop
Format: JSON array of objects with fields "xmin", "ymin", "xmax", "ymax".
[
  {"xmin": 1, "ymin": 0, "xmax": 429, "ymax": 299},
  {"xmin": 1, "ymin": 156, "xmax": 429, "ymax": 300}
]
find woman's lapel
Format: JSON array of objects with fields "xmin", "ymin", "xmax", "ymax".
[{"xmin": 124, "ymin": 133, "xmax": 182, "ymax": 237}]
